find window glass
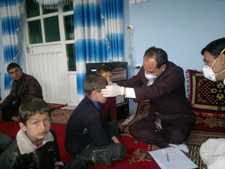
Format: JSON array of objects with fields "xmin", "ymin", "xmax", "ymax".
[
  {"xmin": 28, "ymin": 20, "xmax": 43, "ymax": 44},
  {"xmin": 43, "ymin": 7, "xmax": 58, "ymax": 14},
  {"xmin": 26, "ymin": 0, "xmax": 40, "ymax": 18},
  {"xmin": 64, "ymin": 15, "xmax": 74, "ymax": 40},
  {"xmin": 44, "ymin": 16, "xmax": 60, "ymax": 42},
  {"xmin": 66, "ymin": 44, "xmax": 76, "ymax": 71},
  {"xmin": 63, "ymin": 2, "xmax": 73, "ymax": 11}
]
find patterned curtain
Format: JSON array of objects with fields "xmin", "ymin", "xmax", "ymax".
[
  {"xmin": 0, "ymin": 0, "xmax": 24, "ymax": 98},
  {"xmin": 74, "ymin": 0, "xmax": 124, "ymax": 99}
]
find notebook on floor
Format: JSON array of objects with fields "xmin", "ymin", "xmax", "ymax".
[{"xmin": 149, "ymin": 147, "xmax": 198, "ymax": 169}]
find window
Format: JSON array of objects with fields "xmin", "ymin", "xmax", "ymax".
[
  {"xmin": 28, "ymin": 20, "xmax": 42, "ymax": 43},
  {"xmin": 25, "ymin": 0, "xmax": 76, "ymax": 71},
  {"xmin": 44, "ymin": 16, "xmax": 60, "ymax": 42}
]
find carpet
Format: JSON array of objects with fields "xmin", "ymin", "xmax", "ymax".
[
  {"xmin": 188, "ymin": 144, "xmax": 207, "ymax": 169},
  {"xmin": 50, "ymin": 108, "xmax": 72, "ymax": 124},
  {"xmin": 49, "ymin": 109, "xmax": 210, "ymax": 169},
  {"xmin": 186, "ymin": 130, "xmax": 225, "ymax": 169},
  {"xmin": 92, "ymin": 134, "xmax": 160, "ymax": 169}
]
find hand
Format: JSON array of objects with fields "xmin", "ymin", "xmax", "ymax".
[{"xmin": 101, "ymin": 84, "xmax": 125, "ymax": 97}]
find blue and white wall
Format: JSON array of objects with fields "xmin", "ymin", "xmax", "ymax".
[{"xmin": 129, "ymin": 0, "xmax": 225, "ymax": 70}]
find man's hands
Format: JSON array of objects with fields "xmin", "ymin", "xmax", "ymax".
[{"xmin": 101, "ymin": 84, "xmax": 125, "ymax": 97}]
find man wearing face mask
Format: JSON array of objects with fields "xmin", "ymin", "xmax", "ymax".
[
  {"xmin": 101, "ymin": 47, "xmax": 196, "ymax": 148},
  {"xmin": 199, "ymin": 38, "xmax": 225, "ymax": 169},
  {"xmin": 202, "ymin": 37, "xmax": 225, "ymax": 84}
]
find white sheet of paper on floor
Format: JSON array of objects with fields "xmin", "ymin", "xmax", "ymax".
[{"xmin": 149, "ymin": 147, "xmax": 198, "ymax": 169}]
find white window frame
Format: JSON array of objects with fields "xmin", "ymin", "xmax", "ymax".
[{"xmin": 25, "ymin": 2, "xmax": 76, "ymax": 71}]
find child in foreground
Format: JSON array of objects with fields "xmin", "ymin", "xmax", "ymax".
[{"xmin": 0, "ymin": 98, "xmax": 63, "ymax": 169}]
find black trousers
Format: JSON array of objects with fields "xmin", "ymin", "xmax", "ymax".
[
  {"xmin": 0, "ymin": 102, "xmax": 19, "ymax": 121},
  {"xmin": 129, "ymin": 113, "xmax": 196, "ymax": 147},
  {"xmin": 0, "ymin": 133, "xmax": 12, "ymax": 154},
  {"xmin": 66, "ymin": 143, "xmax": 126, "ymax": 169}
]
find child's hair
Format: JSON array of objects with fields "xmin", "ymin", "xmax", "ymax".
[
  {"xmin": 19, "ymin": 98, "xmax": 50, "ymax": 123},
  {"xmin": 96, "ymin": 64, "xmax": 112, "ymax": 76},
  {"xmin": 84, "ymin": 74, "xmax": 107, "ymax": 95}
]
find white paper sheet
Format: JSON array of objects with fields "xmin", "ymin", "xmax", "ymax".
[{"xmin": 149, "ymin": 147, "xmax": 198, "ymax": 169}]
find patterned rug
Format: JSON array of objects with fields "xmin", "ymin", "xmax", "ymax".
[
  {"xmin": 187, "ymin": 130, "xmax": 225, "ymax": 169},
  {"xmin": 50, "ymin": 108, "xmax": 225, "ymax": 169},
  {"xmin": 50, "ymin": 108, "xmax": 72, "ymax": 124},
  {"xmin": 188, "ymin": 144, "xmax": 207, "ymax": 169}
]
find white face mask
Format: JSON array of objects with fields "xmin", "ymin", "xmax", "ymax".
[
  {"xmin": 145, "ymin": 71, "xmax": 157, "ymax": 86},
  {"xmin": 202, "ymin": 65, "xmax": 216, "ymax": 81},
  {"xmin": 107, "ymin": 80, "xmax": 113, "ymax": 85}
]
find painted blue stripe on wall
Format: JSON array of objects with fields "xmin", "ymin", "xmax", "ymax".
[
  {"xmin": 75, "ymin": 39, "xmax": 108, "ymax": 62},
  {"xmin": 76, "ymin": 73, "xmax": 85, "ymax": 96},
  {"xmin": 74, "ymin": 3, "xmax": 101, "ymax": 27},
  {"xmin": 1, "ymin": 16, "xmax": 21, "ymax": 34},
  {"xmin": 0, "ymin": 0, "xmax": 23, "ymax": 7},
  {"xmin": 3, "ymin": 45, "xmax": 18, "ymax": 62},
  {"xmin": 4, "ymin": 73, "xmax": 12, "ymax": 90}
]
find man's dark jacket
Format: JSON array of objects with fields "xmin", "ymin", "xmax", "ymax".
[
  {"xmin": 0, "ymin": 73, "xmax": 43, "ymax": 108},
  {"xmin": 120, "ymin": 61, "xmax": 194, "ymax": 117},
  {"xmin": 119, "ymin": 62, "xmax": 196, "ymax": 145},
  {"xmin": 0, "ymin": 73, "xmax": 43, "ymax": 107}
]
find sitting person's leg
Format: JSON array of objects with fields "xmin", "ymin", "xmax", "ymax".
[
  {"xmin": 129, "ymin": 114, "xmax": 168, "ymax": 147},
  {"xmin": 1, "ymin": 102, "xmax": 19, "ymax": 121},
  {"xmin": 163, "ymin": 116, "xmax": 196, "ymax": 145},
  {"xmin": 0, "ymin": 133, "xmax": 12, "ymax": 154},
  {"xmin": 67, "ymin": 143, "xmax": 126, "ymax": 169}
]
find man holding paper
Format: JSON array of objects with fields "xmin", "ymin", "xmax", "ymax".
[{"xmin": 101, "ymin": 47, "xmax": 196, "ymax": 147}]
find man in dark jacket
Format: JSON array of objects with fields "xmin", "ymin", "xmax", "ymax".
[
  {"xmin": 0, "ymin": 62, "xmax": 43, "ymax": 121},
  {"xmin": 102, "ymin": 47, "xmax": 196, "ymax": 147},
  {"xmin": 65, "ymin": 74, "xmax": 125, "ymax": 169}
]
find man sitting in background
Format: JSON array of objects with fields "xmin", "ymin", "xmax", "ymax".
[{"xmin": 0, "ymin": 63, "xmax": 43, "ymax": 121}]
